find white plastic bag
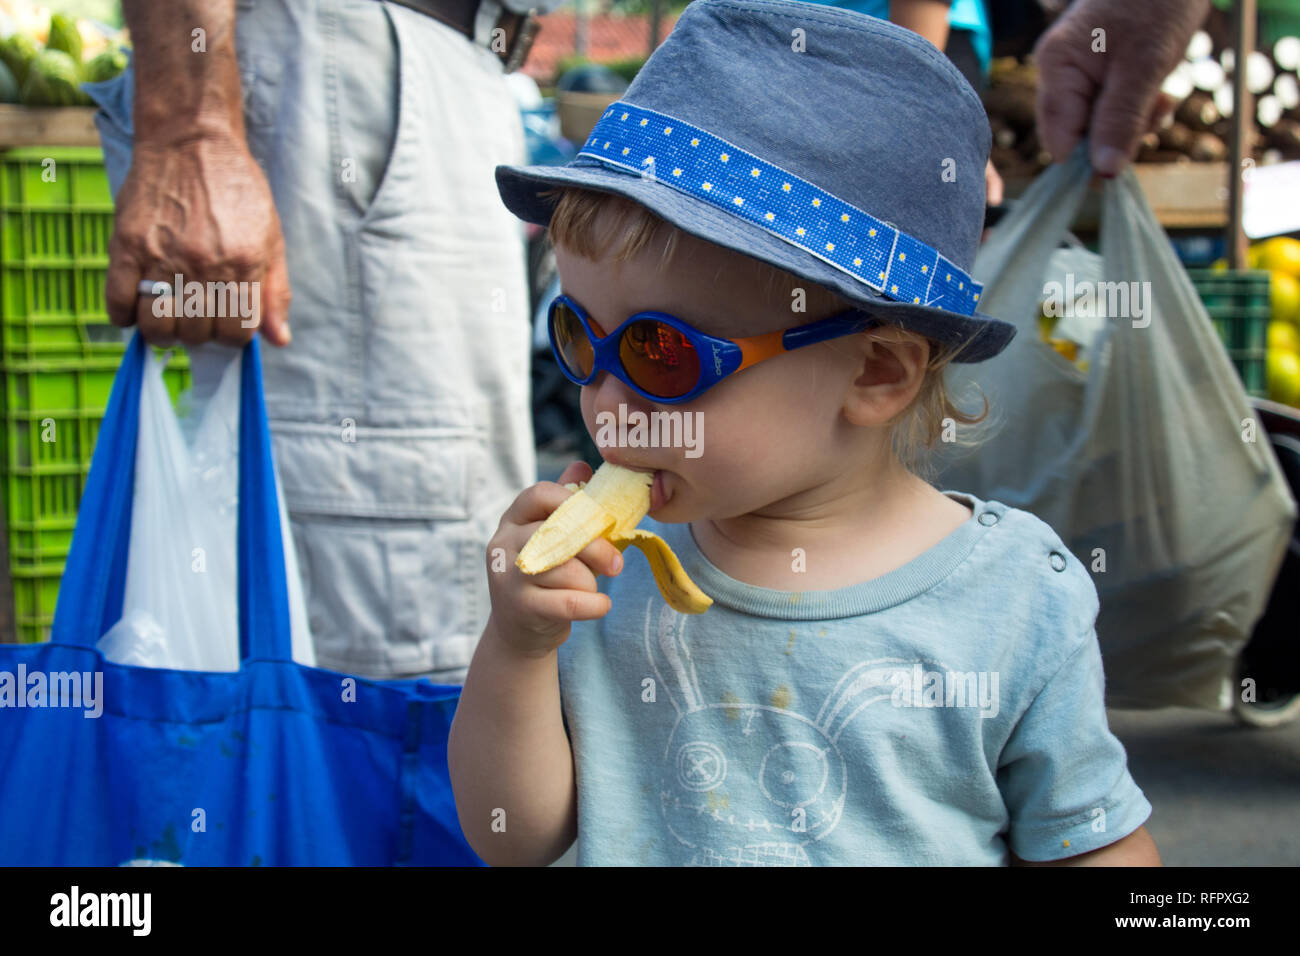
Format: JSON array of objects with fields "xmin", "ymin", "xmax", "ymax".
[
  {"xmin": 96, "ymin": 345, "xmax": 316, "ymax": 671},
  {"xmin": 934, "ymin": 147, "xmax": 1297, "ymax": 710},
  {"xmin": 1041, "ymin": 243, "xmax": 1108, "ymax": 367}
]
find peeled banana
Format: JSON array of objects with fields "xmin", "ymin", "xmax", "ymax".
[{"xmin": 516, "ymin": 463, "xmax": 713, "ymax": 614}]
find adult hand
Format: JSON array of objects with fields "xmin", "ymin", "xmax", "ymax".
[
  {"xmin": 1034, "ymin": 0, "xmax": 1211, "ymax": 177},
  {"xmin": 105, "ymin": 132, "xmax": 292, "ymax": 347}
]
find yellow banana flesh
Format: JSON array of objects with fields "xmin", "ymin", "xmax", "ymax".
[
  {"xmin": 515, "ymin": 462, "xmax": 713, "ymax": 614},
  {"xmin": 515, "ymin": 463, "xmax": 651, "ymax": 574}
]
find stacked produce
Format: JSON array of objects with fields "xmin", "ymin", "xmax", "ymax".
[
  {"xmin": 1247, "ymin": 236, "xmax": 1300, "ymax": 407},
  {"xmin": 984, "ymin": 57, "xmax": 1052, "ymax": 182},
  {"xmin": 0, "ymin": 2, "xmax": 128, "ymax": 106},
  {"xmin": 1150, "ymin": 30, "xmax": 1300, "ymax": 168},
  {"xmin": 985, "ymin": 30, "xmax": 1300, "ymax": 181}
]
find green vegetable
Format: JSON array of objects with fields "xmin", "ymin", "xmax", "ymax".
[
  {"xmin": 0, "ymin": 32, "xmax": 39, "ymax": 87},
  {"xmin": 0, "ymin": 60, "xmax": 18, "ymax": 104},
  {"xmin": 47, "ymin": 14, "xmax": 84, "ymax": 66},
  {"xmin": 19, "ymin": 49, "xmax": 83, "ymax": 107},
  {"xmin": 84, "ymin": 48, "xmax": 128, "ymax": 84}
]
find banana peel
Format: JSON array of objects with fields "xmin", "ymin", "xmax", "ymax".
[
  {"xmin": 516, "ymin": 463, "xmax": 713, "ymax": 614},
  {"xmin": 607, "ymin": 528, "xmax": 713, "ymax": 614}
]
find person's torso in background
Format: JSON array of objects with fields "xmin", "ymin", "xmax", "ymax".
[
  {"xmin": 234, "ymin": 0, "xmax": 537, "ymax": 677},
  {"xmin": 798, "ymin": 0, "xmax": 991, "ymax": 84}
]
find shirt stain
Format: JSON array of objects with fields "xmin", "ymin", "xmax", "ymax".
[
  {"xmin": 706, "ymin": 790, "xmax": 731, "ymax": 812},
  {"xmin": 721, "ymin": 691, "xmax": 742, "ymax": 721},
  {"xmin": 770, "ymin": 685, "xmax": 792, "ymax": 710},
  {"xmin": 786, "ymin": 630, "xmax": 796, "ymax": 655}
]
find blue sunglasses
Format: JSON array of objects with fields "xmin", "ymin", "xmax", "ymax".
[{"xmin": 547, "ymin": 293, "xmax": 881, "ymax": 404}]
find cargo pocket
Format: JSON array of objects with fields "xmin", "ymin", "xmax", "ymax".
[
  {"xmin": 271, "ymin": 418, "xmax": 486, "ymax": 677},
  {"xmin": 286, "ymin": 512, "xmax": 481, "ymax": 677},
  {"xmin": 269, "ymin": 418, "xmax": 476, "ymax": 520}
]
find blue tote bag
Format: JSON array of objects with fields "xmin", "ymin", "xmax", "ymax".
[{"xmin": 0, "ymin": 334, "xmax": 484, "ymax": 866}]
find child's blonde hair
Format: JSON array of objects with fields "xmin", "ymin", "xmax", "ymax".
[{"xmin": 538, "ymin": 187, "xmax": 991, "ymax": 482}]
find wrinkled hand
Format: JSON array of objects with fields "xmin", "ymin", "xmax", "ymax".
[
  {"xmin": 1034, "ymin": 0, "xmax": 1210, "ymax": 177},
  {"xmin": 105, "ymin": 133, "xmax": 292, "ymax": 347}
]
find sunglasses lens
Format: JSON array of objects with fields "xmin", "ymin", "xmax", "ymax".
[
  {"xmin": 620, "ymin": 320, "xmax": 700, "ymax": 399},
  {"xmin": 552, "ymin": 301, "xmax": 595, "ymax": 379}
]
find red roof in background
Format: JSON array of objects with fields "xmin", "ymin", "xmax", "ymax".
[{"xmin": 522, "ymin": 10, "xmax": 682, "ymax": 84}]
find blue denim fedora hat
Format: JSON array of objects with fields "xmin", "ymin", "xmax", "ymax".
[{"xmin": 496, "ymin": 0, "xmax": 1015, "ymax": 362}]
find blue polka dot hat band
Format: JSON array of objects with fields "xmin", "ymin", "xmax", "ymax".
[
  {"xmin": 494, "ymin": 0, "xmax": 1016, "ymax": 362},
  {"xmin": 578, "ymin": 101, "xmax": 983, "ymax": 318}
]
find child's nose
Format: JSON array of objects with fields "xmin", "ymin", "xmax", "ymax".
[{"xmin": 588, "ymin": 369, "xmax": 657, "ymax": 418}]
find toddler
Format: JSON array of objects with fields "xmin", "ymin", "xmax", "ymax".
[{"xmin": 449, "ymin": 0, "xmax": 1156, "ymax": 867}]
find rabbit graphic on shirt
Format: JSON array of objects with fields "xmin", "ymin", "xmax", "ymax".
[{"xmin": 643, "ymin": 600, "xmax": 976, "ymax": 866}]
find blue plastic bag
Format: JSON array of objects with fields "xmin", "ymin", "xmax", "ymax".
[{"xmin": 0, "ymin": 334, "xmax": 484, "ymax": 866}]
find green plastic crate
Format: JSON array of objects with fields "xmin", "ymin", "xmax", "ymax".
[
  {"xmin": 9, "ymin": 557, "xmax": 66, "ymax": 645},
  {"xmin": 0, "ymin": 356, "xmax": 190, "ymax": 642},
  {"xmin": 0, "ymin": 146, "xmax": 194, "ymax": 643},
  {"xmin": 0, "ymin": 147, "xmax": 141, "ymax": 360},
  {"xmin": 1, "ymin": 355, "xmax": 190, "ymax": 562},
  {"xmin": 1187, "ymin": 268, "xmax": 1272, "ymax": 398}
]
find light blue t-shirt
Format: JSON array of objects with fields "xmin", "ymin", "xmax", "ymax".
[{"xmin": 558, "ymin": 490, "xmax": 1151, "ymax": 866}]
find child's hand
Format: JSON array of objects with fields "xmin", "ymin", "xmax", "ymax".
[{"xmin": 486, "ymin": 460, "xmax": 624, "ymax": 657}]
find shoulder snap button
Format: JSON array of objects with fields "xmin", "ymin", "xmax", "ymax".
[
  {"xmin": 1049, "ymin": 551, "xmax": 1067, "ymax": 572},
  {"xmin": 978, "ymin": 511, "xmax": 998, "ymax": 526}
]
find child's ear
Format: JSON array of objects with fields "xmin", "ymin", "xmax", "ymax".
[{"xmin": 841, "ymin": 327, "xmax": 929, "ymax": 427}]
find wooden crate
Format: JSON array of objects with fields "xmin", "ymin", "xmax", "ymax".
[
  {"xmin": 1005, "ymin": 162, "xmax": 1230, "ymax": 230},
  {"xmin": 0, "ymin": 106, "xmax": 102, "ymax": 149}
]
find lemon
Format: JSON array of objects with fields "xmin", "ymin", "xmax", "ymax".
[
  {"xmin": 1256, "ymin": 237, "xmax": 1300, "ymax": 278},
  {"xmin": 1210, "ymin": 258, "xmax": 1229, "ymax": 272},
  {"xmin": 1267, "ymin": 348, "xmax": 1300, "ymax": 406},
  {"xmin": 1269, "ymin": 320, "xmax": 1300, "ymax": 353},
  {"xmin": 1273, "ymin": 272, "xmax": 1300, "ymax": 325}
]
